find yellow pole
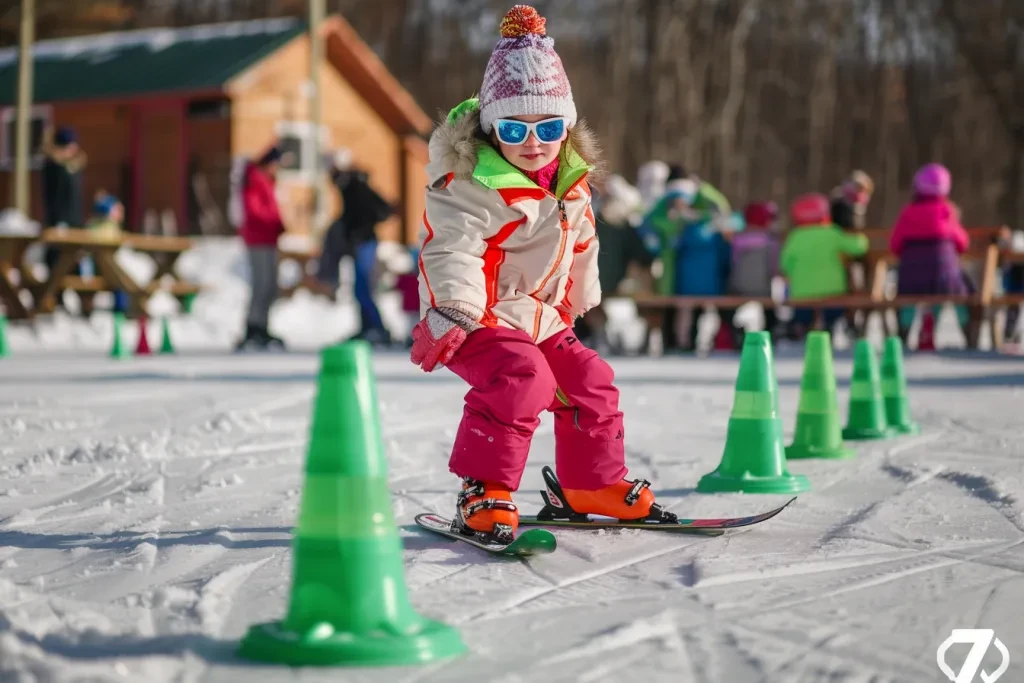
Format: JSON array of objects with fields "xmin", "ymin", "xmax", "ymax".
[
  {"xmin": 308, "ymin": 0, "xmax": 325, "ymax": 235},
  {"xmin": 13, "ymin": 0, "xmax": 35, "ymax": 214}
]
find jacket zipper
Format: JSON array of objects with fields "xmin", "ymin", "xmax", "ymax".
[
  {"xmin": 532, "ymin": 198, "xmax": 570, "ymax": 297},
  {"xmin": 528, "ymin": 173, "xmax": 588, "ymax": 339}
]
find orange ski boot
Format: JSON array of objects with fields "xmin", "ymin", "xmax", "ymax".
[
  {"xmin": 455, "ymin": 478, "xmax": 519, "ymax": 544},
  {"xmin": 536, "ymin": 466, "xmax": 678, "ymax": 524}
]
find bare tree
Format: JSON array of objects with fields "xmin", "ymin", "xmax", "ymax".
[{"xmin": 4, "ymin": 0, "xmax": 1022, "ymax": 227}]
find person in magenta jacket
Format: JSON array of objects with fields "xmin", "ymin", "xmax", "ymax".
[
  {"xmin": 237, "ymin": 145, "xmax": 286, "ymax": 351},
  {"xmin": 890, "ymin": 163, "xmax": 972, "ymax": 343}
]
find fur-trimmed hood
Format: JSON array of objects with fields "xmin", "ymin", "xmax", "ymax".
[{"xmin": 426, "ymin": 102, "xmax": 603, "ymax": 184}]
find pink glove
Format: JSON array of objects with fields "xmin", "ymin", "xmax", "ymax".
[{"xmin": 410, "ymin": 307, "xmax": 476, "ymax": 372}]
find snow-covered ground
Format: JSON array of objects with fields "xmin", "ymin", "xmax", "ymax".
[{"xmin": 2, "ymin": 238, "xmax": 1023, "ymax": 682}]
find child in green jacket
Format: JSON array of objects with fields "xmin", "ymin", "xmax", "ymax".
[{"xmin": 780, "ymin": 193, "xmax": 868, "ymax": 336}]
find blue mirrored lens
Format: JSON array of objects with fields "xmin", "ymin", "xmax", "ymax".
[
  {"xmin": 535, "ymin": 119, "xmax": 565, "ymax": 142},
  {"xmin": 496, "ymin": 120, "xmax": 528, "ymax": 144}
]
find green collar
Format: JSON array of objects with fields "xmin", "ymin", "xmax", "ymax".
[{"xmin": 473, "ymin": 144, "xmax": 590, "ymax": 199}]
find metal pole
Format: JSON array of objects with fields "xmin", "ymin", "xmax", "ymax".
[
  {"xmin": 13, "ymin": 0, "xmax": 35, "ymax": 214},
  {"xmin": 308, "ymin": 0, "xmax": 325, "ymax": 234}
]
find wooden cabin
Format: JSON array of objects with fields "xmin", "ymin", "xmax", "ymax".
[{"xmin": 0, "ymin": 16, "xmax": 432, "ymax": 244}]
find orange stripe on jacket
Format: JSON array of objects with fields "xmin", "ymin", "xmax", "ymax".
[
  {"xmin": 419, "ymin": 211, "xmax": 437, "ymax": 308},
  {"xmin": 480, "ymin": 217, "xmax": 527, "ymax": 326},
  {"xmin": 499, "ymin": 187, "xmax": 548, "ymax": 205},
  {"xmin": 417, "ymin": 174, "xmax": 454, "ymax": 309},
  {"xmin": 557, "ymin": 238, "xmax": 592, "ymax": 325}
]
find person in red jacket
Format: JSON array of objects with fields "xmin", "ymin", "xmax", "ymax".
[{"xmin": 237, "ymin": 145, "xmax": 286, "ymax": 351}]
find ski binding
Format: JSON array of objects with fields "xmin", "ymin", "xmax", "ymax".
[
  {"xmin": 414, "ymin": 513, "xmax": 556, "ymax": 557},
  {"xmin": 518, "ymin": 466, "xmax": 795, "ymax": 534}
]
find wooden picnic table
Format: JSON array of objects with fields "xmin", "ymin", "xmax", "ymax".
[
  {"xmin": 35, "ymin": 228, "xmax": 149, "ymax": 317},
  {"xmin": 0, "ymin": 229, "xmax": 202, "ymax": 320}
]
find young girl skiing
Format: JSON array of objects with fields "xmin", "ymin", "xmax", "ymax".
[{"xmin": 411, "ymin": 4, "xmax": 673, "ymax": 543}]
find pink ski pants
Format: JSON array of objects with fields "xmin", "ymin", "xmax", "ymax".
[{"xmin": 446, "ymin": 326, "xmax": 627, "ymax": 491}]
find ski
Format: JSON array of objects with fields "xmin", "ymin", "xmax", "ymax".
[
  {"xmin": 518, "ymin": 466, "xmax": 796, "ymax": 533},
  {"xmin": 518, "ymin": 516, "xmax": 727, "ymax": 534},
  {"xmin": 414, "ymin": 513, "xmax": 556, "ymax": 557}
]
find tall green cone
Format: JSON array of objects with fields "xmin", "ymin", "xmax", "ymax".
[
  {"xmin": 110, "ymin": 312, "xmax": 129, "ymax": 359},
  {"xmin": 159, "ymin": 317, "xmax": 175, "ymax": 354},
  {"xmin": 841, "ymin": 339, "xmax": 892, "ymax": 440},
  {"xmin": 238, "ymin": 341, "xmax": 466, "ymax": 667},
  {"xmin": 786, "ymin": 331, "xmax": 854, "ymax": 460},
  {"xmin": 697, "ymin": 331, "xmax": 811, "ymax": 494},
  {"xmin": 0, "ymin": 313, "xmax": 9, "ymax": 358},
  {"xmin": 880, "ymin": 336, "xmax": 919, "ymax": 435}
]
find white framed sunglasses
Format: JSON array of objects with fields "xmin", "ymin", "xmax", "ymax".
[{"xmin": 494, "ymin": 117, "xmax": 568, "ymax": 145}]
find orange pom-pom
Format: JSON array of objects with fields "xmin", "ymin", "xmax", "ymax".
[{"xmin": 499, "ymin": 5, "xmax": 547, "ymax": 38}]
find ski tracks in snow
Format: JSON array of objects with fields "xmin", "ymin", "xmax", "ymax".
[{"xmin": 2, "ymin": 351, "xmax": 1023, "ymax": 682}]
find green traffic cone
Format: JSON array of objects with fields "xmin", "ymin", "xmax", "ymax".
[
  {"xmin": 0, "ymin": 313, "xmax": 9, "ymax": 358},
  {"xmin": 697, "ymin": 331, "xmax": 811, "ymax": 494},
  {"xmin": 110, "ymin": 312, "xmax": 129, "ymax": 359},
  {"xmin": 238, "ymin": 341, "xmax": 466, "ymax": 667},
  {"xmin": 786, "ymin": 331, "xmax": 854, "ymax": 460},
  {"xmin": 880, "ymin": 336, "xmax": 919, "ymax": 435},
  {"xmin": 159, "ymin": 317, "xmax": 175, "ymax": 354},
  {"xmin": 841, "ymin": 339, "xmax": 892, "ymax": 440}
]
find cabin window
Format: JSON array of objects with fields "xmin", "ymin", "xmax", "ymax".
[
  {"xmin": 0, "ymin": 105, "xmax": 52, "ymax": 170},
  {"xmin": 187, "ymin": 98, "xmax": 230, "ymax": 119},
  {"xmin": 274, "ymin": 120, "xmax": 331, "ymax": 182}
]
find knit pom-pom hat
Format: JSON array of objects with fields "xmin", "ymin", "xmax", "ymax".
[{"xmin": 478, "ymin": 5, "xmax": 577, "ymax": 134}]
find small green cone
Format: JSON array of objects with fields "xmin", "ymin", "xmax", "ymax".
[
  {"xmin": 238, "ymin": 341, "xmax": 466, "ymax": 667},
  {"xmin": 697, "ymin": 331, "xmax": 811, "ymax": 494},
  {"xmin": 842, "ymin": 340, "xmax": 892, "ymax": 440},
  {"xmin": 0, "ymin": 313, "xmax": 9, "ymax": 358},
  {"xmin": 110, "ymin": 313, "xmax": 129, "ymax": 359},
  {"xmin": 880, "ymin": 336, "xmax": 919, "ymax": 435},
  {"xmin": 786, "ymin": 332, "xmax": 854, "ymax": 460},
  {"xmin": 181, "ymin": 293, "xmax": 196, "ymax": 314},
  {"xmin": 159, "ymin": 317, "xmax": 175, "ymax": 354}
]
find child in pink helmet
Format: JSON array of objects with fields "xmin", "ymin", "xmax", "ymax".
[
  {"xmin": 890, "ymin": 163, "xmax": 972, "ymax": 343},
  {"xmin": 409, "ymin": 5, "xmax": 672, "ymax": 543}
]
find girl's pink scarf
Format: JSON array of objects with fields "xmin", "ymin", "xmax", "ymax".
[{"xmin": 520, "ymin": 157, "xmax": 560, "ymax": 193}]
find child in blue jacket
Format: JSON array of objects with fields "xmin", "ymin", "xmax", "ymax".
[{"xmin": 674, "ymin": 215, "xmax": 733, "ymax": 350}]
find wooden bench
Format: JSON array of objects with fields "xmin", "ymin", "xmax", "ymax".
[
  {"xmin": 863, "ymin": 230, "xmax": 1003, "ymax": 345},
  {"xmin": 990, "ymin": 249, "xmax": 1024, "ymax": 346},
  {"xmin": 633, "ymin": 293, "xmax": 885, "ymax": 347},
  {"xmin": 59, "ymin": 275, "xmax": 116, "ymax": 317}
]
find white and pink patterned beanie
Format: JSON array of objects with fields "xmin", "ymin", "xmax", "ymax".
[{"xmin": 478, "ymin": 5, "xmax": 577, "ymax": 135}]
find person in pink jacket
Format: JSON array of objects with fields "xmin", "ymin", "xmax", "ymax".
[
  {"xmin": 889, "ymin": 163, "xmax": 973, "ymax": 342},
  {"xmin": 237, "ymin": 145, "xmax": 286, "ymax": 351},
  {"xmin": 410, "ymin": 5, "xmax": 673, "ymax": 544}
]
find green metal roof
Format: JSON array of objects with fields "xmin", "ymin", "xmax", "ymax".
[{"xmin": 0, "ymin": 19, "xmax": 304, "ymax": 106}]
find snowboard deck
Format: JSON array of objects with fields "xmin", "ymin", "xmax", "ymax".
[
  {"xmin": 519, "ymin": 497, "xmax": 796, "ymax": 533},
  {"xmin": 414, "ymin": 513, "xmax": 557, "ymax": 557}
]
